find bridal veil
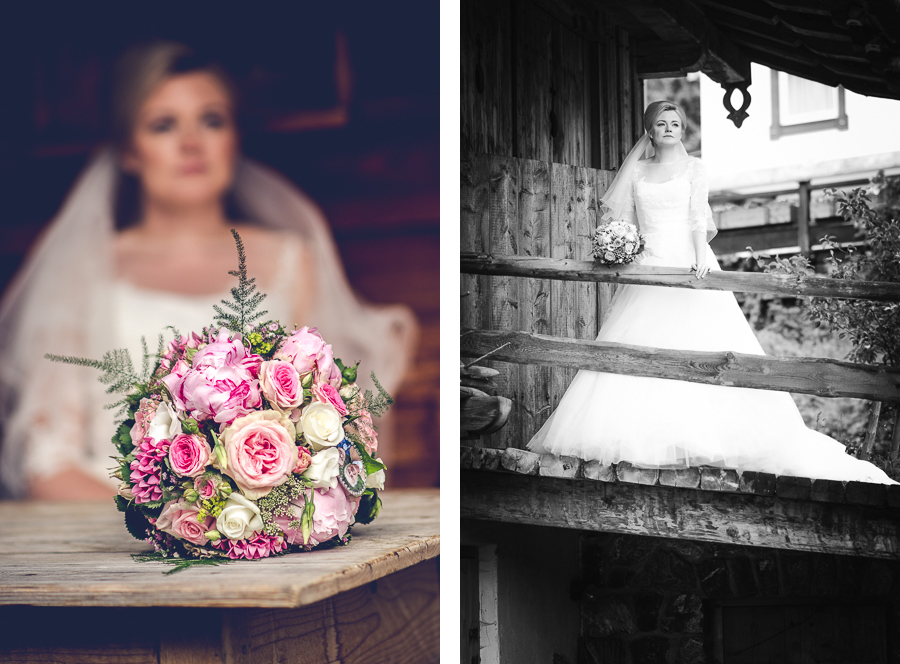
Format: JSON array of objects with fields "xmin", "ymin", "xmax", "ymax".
[{"xmin": 0, "ymin": 150, "xmax": 418, "ymax": 497}]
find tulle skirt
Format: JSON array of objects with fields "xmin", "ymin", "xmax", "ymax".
[{"xmin": 527, "ymin": 243, "xmax": 896, "ymax": 484}]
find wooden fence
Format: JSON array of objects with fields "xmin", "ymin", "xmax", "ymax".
[{"xmin": 461, "ymin": 153, "xmax": 900, "ymax": 455}]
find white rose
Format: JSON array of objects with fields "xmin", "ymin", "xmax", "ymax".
[
  {"xmin": 117, "ymin": 482, "xmax": 134, "ymax": 500},
  {"xmin": 216, "ymin": 493, "xmax": 264, "ymax": 540},
  {"xmin": 302, "ymin": 447, "xmax": 341, "ymax": 490},
  {"xmin": 147, "ymin": 401, "xmax": 181, "ymax": 442},
  {"xmin": 365, "ymin": 460, "xmax": 386, "ymax": 491},
  {"xmin": 625, "ymin": 242, "xmax": 635, "ymax": 253},
  {"xmin": 299, "ymin": 401, "xmax": 344, "ymax": 450}
]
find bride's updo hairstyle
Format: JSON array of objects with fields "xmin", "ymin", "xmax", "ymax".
[
  {"xmin": 111, "ymin": 41, "xmax": 239, "ymax": 229},
  {"xmin": 642, "ymin": 100, "xmax": 688, "ymax": 146}
]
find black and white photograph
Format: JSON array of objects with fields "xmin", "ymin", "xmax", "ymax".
[{"xmin": 460, "ymin": 1, "xmax": 900, "ymax": 662}]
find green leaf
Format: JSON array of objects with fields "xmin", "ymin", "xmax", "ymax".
[
  {"xmin": 355, "ymin": 490, "xmax": 381, "ymax": 525},
  {"xmin": 114, "ymin": 422, "xmax": 134, "ymax": 456},
  {"xmin": 138, "ymin": 501, "xmax": 163, "ymax": 517},
  {"xmin": 354, "ymin": 442, "xmax": 386, "ymax": 475},
  {"xmin": 124, "ymin": 505, "xmax": 152, "ymax": 541},
  {"xmin": 301, "ymin": 494, "xmax": 315, "ymax": 546},
  {"xmin": 114, "ymin": 495, "xmax": 129, "ymax": 513}
]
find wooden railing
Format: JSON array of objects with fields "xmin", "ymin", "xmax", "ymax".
[{"xmin": 461, "ymin": 252, "xmax": 900, "ymax": 458}]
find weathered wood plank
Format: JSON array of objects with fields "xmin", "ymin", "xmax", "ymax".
[
  {"xmin": 461, "ymin": 470, "xmax": 900, "ymax": 559},
  {"xmin": 460, "ymin": 329, "xmax": 900, "ymax": 402},
  {"xmin": 485, "ymin": 156, "xmax": 520, "ymax": 449},
  {"xmin": 460, "ymin": 157, "xmax": 491, "ymax": 337},
  {"xmin": 517, "ymin": 158, "xmax": 553, "ymax": 443},
  {"xmin": 550, "ymin": 163, "xmax": 579, "ymax": 413},
  {"xmin": 0, "ymin": 490, "xmax": 439, "ymax": 608},
  {"xmin": 461, "ymin": 0, "xmax": 513, "ymax": 158},
  {"xmin": 223, "ymin": 560, "xmax": 440, "ymax": 664},
  {"xmin": 515, "ymin": 1, "xmax": 553, "ymax": 163},
  {"xmin": 574, "ymin": 166, "xmax": 598, "ymax": 340},
  {"xmin": 460, "ymin": 254, "xmax": 900, "ymax": 302}
]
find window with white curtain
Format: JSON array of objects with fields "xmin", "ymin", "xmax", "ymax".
[{"xmin": 770, "ymin": 70, "xmax": 848, "ymax": 139}]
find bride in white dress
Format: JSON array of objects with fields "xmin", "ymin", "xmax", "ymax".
[
  {"xmin": 0, "ymin": 42, "xmax": 417, "ymax": 499},
  {"xmin": 527, "ymin": 100, "xmax": 894, "ymax": 485}
]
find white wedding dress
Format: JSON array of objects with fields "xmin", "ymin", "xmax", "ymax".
[{"xmin": 527, "ymin": 157, "xmax": 895, "ymax": 484}]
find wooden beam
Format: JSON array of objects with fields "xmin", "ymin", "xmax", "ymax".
[
  {"xmin": 460, "ymin": 254, "xmax": 900, "ymax": 302},
  {"xmin": 619, "ymin": 0, "xmax": 751, "ymax": 84},
  {"xmin": 460, "ymin": 329, "xmax": 900, "ymax": 403},
  {"xmin": 462, "ymin": 470, "xmax": 900, "ymax": 559}
]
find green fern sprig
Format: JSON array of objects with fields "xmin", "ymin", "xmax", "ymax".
[
  {"xmin": 362, "ymin": 372, "xmax": 394, "ymax": 418},
  {"xmin": 45, "ymin": 347, "xmax": 140, "ymax": 394},
  {"xmin": 213, "ymin": 229, "xmax": 268, "ymax": 335}
]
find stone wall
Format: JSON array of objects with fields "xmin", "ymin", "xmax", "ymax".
[{"xmin": 579, "ymin": 532, "xmax": 900, "ymax": 664}]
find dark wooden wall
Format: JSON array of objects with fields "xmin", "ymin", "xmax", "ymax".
[{"xmin": 461, "ymin": 0, "xmax": 644, "ymax": 449}]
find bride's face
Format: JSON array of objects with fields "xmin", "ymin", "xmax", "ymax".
[
  {"xmin": 122, "ymin": 72, "xmax": 238, "ymax": 210},
  {"xmin": 650, "ymin": 110, "xmax": 684, "ymax": 146}
]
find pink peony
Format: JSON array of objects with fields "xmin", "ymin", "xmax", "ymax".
[
  {"xmin": 168, "ymin": 433, "xmax": 212, "ymax": 478},
  {"xmin": 313, "ymin": 382, "xmax": 347, "ymax": 416},
  {"xmin": 260, "ymin": 360, "xmax": 303, "ymax": 412},
  {"xmin": 156, "ymin": 500, "xmax": 215, "ymax": 546},
  {"xmin": 294, "ymin": 446, "xmax": 312, "ymax": 473},
  {"xmin": 129, "ymin": 398, "xmax": 158, "ymax": 445},
  {"xmin": 161, "ymin": 329, "xmax": 262, "ymax": 424},
  {"xmin": 221, "ymin": 411, "xmax": 299, "ymax": 499},
  {"xmin": 275, "ymin": 486, "xmax": 359, "ymax": 547},
  {"xmin": 278, "ymin": 326, "xmax": 325, "ymax": 374}
]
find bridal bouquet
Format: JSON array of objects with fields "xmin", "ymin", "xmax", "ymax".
[
  {"xmin": 47, "ymin": 231, "xmax": 389, "ymax": 564},
  {"xmin": 591, "ymin": 220, "xmax": 645, "ymax": 266}
]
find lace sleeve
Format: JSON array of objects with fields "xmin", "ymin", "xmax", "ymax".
[{"xmin": 689, "ymin": 158, "xmax": 715, "ymax": 238}]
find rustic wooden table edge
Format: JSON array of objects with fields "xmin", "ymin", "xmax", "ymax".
[{"xmin": 0, "ymin": 487, "xmax": 440, "ymax": 609}]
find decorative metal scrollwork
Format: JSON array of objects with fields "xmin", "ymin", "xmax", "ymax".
[{"xmin": 722, "ymin": 83, "xmax": 751, "ymax": 128}]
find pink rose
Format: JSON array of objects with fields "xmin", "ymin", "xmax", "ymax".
[
  {"xmin": 162, "ymin": 329, "xmax": 263, "ymax": 424},
  {"xmin": 156, "ymin": 500, "xmax": 215, "ymax": 546},
  {"xmin": 278, "ymin": 326, "xmax": 325, "ymax": 374},
  {"xmin": 315, "ymin": 343, "xmax": 343, "ymax": 389},
  {"xmin": 221, "ymin": 411, "xmax": 299, "ymax": 499},
  {"xmin": 349, "ymin": 409, "xmax": 378, "ymax": 455},
  {"xmin": 260, "ymin": 360, "xmax": 303, "ymax": 412},
  {"xmin": 168, "ymin": 433, "xmax": 212, "ymax": 478},
  {"xmin": 274, "ymin": 486, "xmax": 359, "ymax": 547},
  {"xmin": 294, "ymin": 446, "xmax": 312, "ymax": 474},
  {"xmin": 194, "ymin": 474, "xmax": 220, "ymax": 501},
  {"xmin": 129, "ymin": 398, "xmax": 158, "ymax": 445},
  {"xmin": 313, "ymin": 382, "xmax": 347, "ymax": 416}
]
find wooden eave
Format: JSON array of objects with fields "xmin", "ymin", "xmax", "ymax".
[
  {"xmin": 461, "ymin": 447, "xmax": 900, "ymax": 559},
  {"xmin": 696, "ymin": 0, "xmax": 900, "ymax": 99},
  {"xmin": 588, "ymin": 0, "xmax": 900, "ymax": 99}
]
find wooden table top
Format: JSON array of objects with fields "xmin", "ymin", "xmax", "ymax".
[{"xmin": 0, "ymin": 488, "xmax": 439, "ymax": 609}]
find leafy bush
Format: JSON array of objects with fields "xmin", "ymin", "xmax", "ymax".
[{"xmin": 748, "ymin": 172, "xmax": 900, "ymax": 476}]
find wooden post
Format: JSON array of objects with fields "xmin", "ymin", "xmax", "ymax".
[
  {"xmin": 863, "ymin": 401, "xmax": 882, "ymax": 458},
  {"xmin": 891, "ymin": 407, "xmax": 900, "ymax": 459},
  {"xmin": 798, "ymin": 180, "xmax": 811, "ymax": 256}
]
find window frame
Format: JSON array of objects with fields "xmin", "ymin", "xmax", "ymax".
[{"xmin": 770, "ymin": 70, "xmax": 848, "ymax": 140}]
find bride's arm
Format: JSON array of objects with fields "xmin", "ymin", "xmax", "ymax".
[{"xmin": 689, "ymin": 159, "xmax": 712, "ymax": 279}]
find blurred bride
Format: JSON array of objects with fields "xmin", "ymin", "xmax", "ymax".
[{"xmin": 0, "ymin": 42, "xmax": 418, "ymax": 499}]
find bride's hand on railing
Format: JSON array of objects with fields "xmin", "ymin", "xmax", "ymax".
[{"xmin": 691, "ymin": 261, "xmax": 711, "ymax": 280}]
